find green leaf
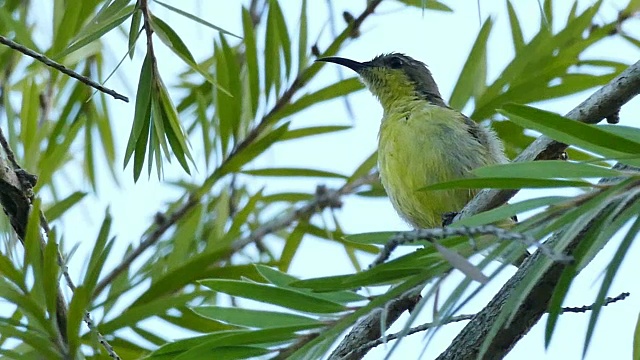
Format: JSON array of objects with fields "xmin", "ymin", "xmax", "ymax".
[
  {"xmin": 159, "ymin": 307, "xmax": 237, "ymax": 335},
  {"xmin": 449, "ymin": 18, "xmax": 492, "ymax": 110},
  {"xmin": 348, "ymin": 151, "xmax": 377, "ymax": 183},
  {"xmin": 634, "ymin": 311, "xmax": 640, "ymax": 360},
  {"xmin": 507, "ymin": 0, "xmax": 525, "ymax": 52},
  {"xmin": 177, "ymin": 346, "xmax": 271, "ymax": 360},
  {"xmin": 56, "ymin": 5, "xmax": 134, "ymax": 58},
  {"xmin": 242, "ymin": 8, "xmax": 260, "ymax": 117},
  {"xmin": 132, "ymin": 94, "xmax": 152, "ymax": 181},
  {"xmin": 220, "ymin": 190, "xmax": 262, "ymax": 249},
  {"xmin": 42, "ymin": 229, "xmax": 59, "ymax": 326},
  {"xmin": 100, "ymin": 293, "xmax": 204, "ymax": 333},
  {"xmin": 150, "ymin": 341, "xmax": 270, "ymax": 360},
  {"xmin": 454, "ymin": 196, "xmax": 571, "ymax": 227},
  {"xmin": 36, "ymin": 117, "xmax": 84, "ymax": 188},
  {"xmin": 20, "ymin": 80, "xmax": 40, "ymax": 169},
  {"xmin": 472, "ymin": 161, "xmax": 622, "ymax": 179},
  {"xmin": 154, "ymin": 0, "xmax": 242, "ymax": 39},
  {"xmin": 157, "ymin": 79, "xmax": 194, "ymax": 174},
  {"xmin": 394, "ymin": 0, "xmax": 453, "ymax": 11},
  {"xmin": 133, "ymin": 261, "xmax": 260, "ymax": 307},
  {"xmin": 44, "ymin": 192, "xmax": 87, "ymax": 221},
  {"xmin": 242, "ymin": 167, "xmax": 347, "ymax": 179},
  {"xmin": 599, "ymin": 124, "xmax": 640, "ymax": 145},
  {"xmin": 220, "ymin": 123, "xmax": 290, "ymax": 175},
  {"xmin": 67, "ymin": 286, "xmax": 90, "ymax": 358},
  {"xmin": 271, "ymin": 0, "xmax": 291, "ymax": 78},
  {"xmin": 124, "ymin": 53, "xmax": 153, "ymax": 169},
  {"xmin": 24, "ymin": 199, "xmax": 44, "ymax": 306},
  {"xmin": 279, "ymin": 221, "xmax": 307, "ymax": 272},
  {"xmin": 255, "ymin": 265, "xmax": 367, "ymax": 306},
  {"xmin": 0, "ymin": 321, "xmax": 61, "ymax": 359},
  {"xmin": 193, "ymin": 306, "xmax": 322, "ymax": 329},
  {"xmin": 151, "ymin": 14, "xmax": 229, "ymax": 95},
  {"xmin": 128, "ymin": 8, "xmax": 142, "ymax": 59},
  {"xmin": 150, "ymin": 87, "xmax": 170, "ymax": 158},
  {"xmin": 151, "ymin": 327, "xmax": 303, "ymax": 359},
  {"xmin": 264, "ymin": 2, "xmax": 282, "ymax": 96},
  {"xmin": 289, "ymin": 266, "xmax": 423, "ymax": 293},
  {"xmin": 262, "ymin": 192, "xmax": 314, "ymax": 203},
  {"xmin": 542, "ymin": 0, "xmax": 553, "ymax": 29},
  {"xmin": 220, "ymin": 34, "xmax": 242, "ymax": 137},
  {"xmin": 0, "ymin": 278, "xmax": 48, "ymax": 332},
  {"xmin": 0, "ymin": 253, "xmax": 24, "ymax": 288},
  {"xmin": 280, "ymin": 125, "xmax": 351, "ymax": 141},
  {"xmin": 297, "ymin": 0, "xmax": 308, "ymax": 73},
  {"xmin": 200, "ymin": 279, "xmax": 346, "ymax": 314},
  {"xmin": 51, "ymin": 0, "xmax": 83, "ymax": 54},
  {"xmin": 501, "ymin": 104, "xmax": 640, "ymax": 156},
  {"xmin": 344, "ymin": 232, "xmax": 396, "ymax": 246},
  {"xmin": 84, "ymin": 211, "xmax": 113, "ymax": 295},
  {"xmin": 422, "ymin": 177, "xmax": 593, "ymax": 191},
  {"xmin": 255, "ymin": 265, "xmax": 299, "ymax": 287}
]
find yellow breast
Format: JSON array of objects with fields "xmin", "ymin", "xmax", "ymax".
[{"xmin": 377, "ymin": 104, "xmax": 492, "ymax": 228}]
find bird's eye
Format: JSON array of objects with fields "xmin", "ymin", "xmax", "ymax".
[{"xmin": 389, "ymin": 57, "xmax": 404, "ymax": 69}]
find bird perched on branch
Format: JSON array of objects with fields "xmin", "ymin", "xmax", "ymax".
[{"xmin": 318, "ymin": 53, "xmax": 508, "ymax": 228}]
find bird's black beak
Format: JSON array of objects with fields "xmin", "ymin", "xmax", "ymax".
[{"xmin": 316, "ymin": 56, "xmax": 367, "ymax": 72}]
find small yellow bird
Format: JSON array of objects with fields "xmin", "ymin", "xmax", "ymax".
[{"xmin": 318, "ymin": 53, "xmax": 508, "ymax": 228}]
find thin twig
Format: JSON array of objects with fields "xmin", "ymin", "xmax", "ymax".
[
  {"xmin": 560, "ymin": 291, "xmax": 630, "ymax": 313},
  {"xmin": 0, "ymin": 35, "xmax": 129, "ymax": 102},
  {"xmin": 371, "ymin": 225, "xmax": 573, "ymax": 268}
]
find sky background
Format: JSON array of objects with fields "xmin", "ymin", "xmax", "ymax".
[{"xmin": 30, "ymin": 0, "xmax": 640, "ymax": 359}]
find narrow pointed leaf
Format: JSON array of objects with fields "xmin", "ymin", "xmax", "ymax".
[
  {"xmin": 200, "ymin": 279, "xmax": 346, "ymax": 314},
  {"xmin": 154, "ymin": 0, "xmax": 242, "ymax": 39},
  {"xmin": 193, "ymin": 306, "xmax": 322, "ymax": 329}
]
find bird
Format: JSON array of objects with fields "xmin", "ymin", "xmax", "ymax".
[{"xmin": 317, "ymin": 53, "xmax": 509, "ymax": 229}]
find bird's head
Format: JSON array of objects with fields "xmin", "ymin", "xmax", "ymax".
[{"xmin": 317, "ymin": 53, "xmax": 445, "ymax": 111}]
